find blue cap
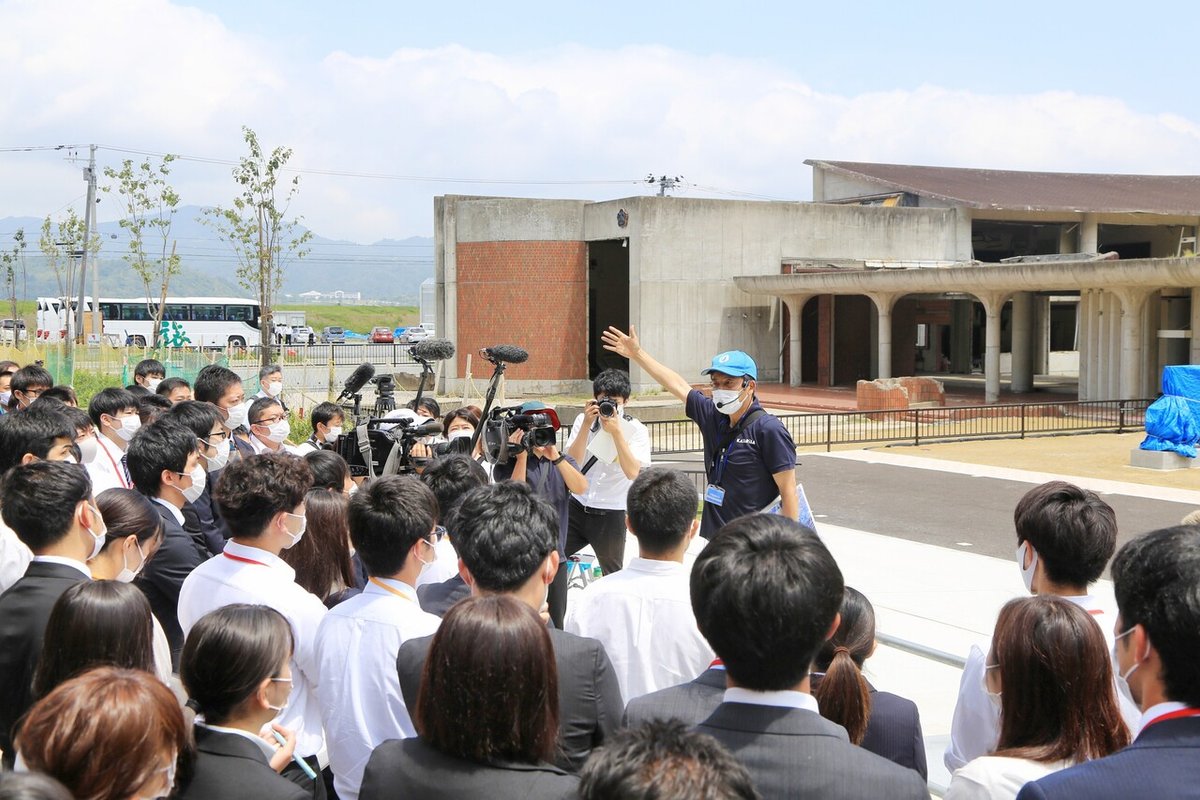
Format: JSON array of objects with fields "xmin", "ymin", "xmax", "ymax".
[
  {"xmin": 701, "ymin": 351, "xmax": 757, "ymax": 380},
  {"xmin": 519, "ymin": 400, "xmax": 547, "ymax": 413}
]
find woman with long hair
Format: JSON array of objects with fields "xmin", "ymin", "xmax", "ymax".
[
  {"xmin": 16, "ymin": 666, "xmax": 188, "ymax": 800},
  {"xmin": 177, "ymin": 604, "xmax": 307, "ymax": 800},
  {"xmin": 812, "ymin": 587, "xmax": 927, "ymax": 778},
  {"xmin": 944, "ymin": 595, "xmax": 1130, "ymax": 799},
  {"xmin": 360, "ymin": 595, "xmax": 578, "ymax": 799},
  {"xmin": 279, "ymin": 487, "xmax": 359, "ymax": 607},
  {"xmin": 304, "ymin": 449, "xmax": 353, "ymax": 494},
  {"xmin": 33, "ymin": 581, "xmax": 157, "ymax": 700}
]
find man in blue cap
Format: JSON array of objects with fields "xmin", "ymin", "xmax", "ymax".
[{"xmin": 602, "ymin": 326, "xmax": 797, "ymax": 538}]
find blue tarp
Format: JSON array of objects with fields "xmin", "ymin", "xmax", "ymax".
[{"xmin": 1140, "ymin": 366, "xmax": 1200, "ymax": 457}]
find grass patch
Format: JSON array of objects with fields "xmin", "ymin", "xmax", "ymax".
[{"xmin": 277, "ymin": 305, "xmax": 420, "ymax": 335}]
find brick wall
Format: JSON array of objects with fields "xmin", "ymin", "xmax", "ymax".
[{"xmin": 456, "ymin": 241, "xmax": 588, "ymax": 380}]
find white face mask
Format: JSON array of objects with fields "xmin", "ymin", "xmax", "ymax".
[
  {"xmin": 0, "ymin": 391, "xmax": 10, "ymax": 406},
  {"xmin": 77, "ymin": 435, "xmax": 99, "ymax": 464},
  {"xmin": 1111, "ymin": 626, "xmax": 1140, "ymax": 704},
  {"xmin": 115, "ymin": 539, "xmax": 148, "ymax": 583},
  {"xmin": 110, "ymin": 414, "xmax": 142, "ymax": 442},
  {"xmin": 348, "ymin": 483, "xmax": 359, "ymax": 496},
  {"xmin": 199, "ymin": 438, "xmax": 230, "ymax": 471},
  {"xmin": 224, "ymin": 402, "xmax": 248, "ymax": 430},
  {"xmin": 179, "ymin": 464, "xmax": 207, "ymax": 504},
  {"xmin": 266, "ymin": 380, "xmax": 283, "ymax": 397},
  {"xmin": 711, "ymin": 387, "xmax": 746, "ymax": 416},
  {"xmin": 417, "ymin": 537, "xmax": 436, "ymax": 577},
  {"xmin": 1016, "ymin": 541, "xmax": 1038, "ymax": 593},
  {"xmin": 448, "ymin": 428, "xmax": 473, "ymax": 441},
  {"xmin": 83, "ymin": 503, "xmax": 107, "ymax": 561},
  {"xmin": 281, "ymin": 512, "xmax": 306, "ymax": 548},
  {"xmin": 265, "ymin": 420, "xmax": 290, "ymax": 443},
  {"xmin": 146, "ymin": 378, "xmax": 162, "ymax": 393},
  {"xmin": 324, "ymin": 425, "xmax": 343, "ymax": 442}
]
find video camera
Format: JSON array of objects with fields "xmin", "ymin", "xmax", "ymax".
[
  {"xmin": 481, "ymin": 404, "xmax": 562, "ymax": 466},
  {"xmin": 335, "ymin": 410, "xmax": 444, "ymax": 478}
]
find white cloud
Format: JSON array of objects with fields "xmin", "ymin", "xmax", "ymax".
[{"xmin": 2, "ymin": 0, "xmax": 1199, "ymax": 243}]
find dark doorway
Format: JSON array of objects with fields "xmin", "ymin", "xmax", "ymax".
[{"xmin": 587, "ymin": 239, "xmax": 630, "ymax": 378}]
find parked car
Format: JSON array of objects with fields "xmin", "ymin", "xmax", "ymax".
[
  {"xmin": 0, "ymin": 319, "xmax": 26, "ymax": 344},
  {"xmin": 370, "ymin": 326, "xmax": 395, "ymax": 343},
  {"xmin": 399, "ymin": 324, "xmax": 431, "ymax": 344},
  {"xmin": 321, "ymin": 326, "xmax": 346, "ymax": 343},
  {"xmin": 292, "ymin": 325, "xmax": 315, "ymax": 345}
]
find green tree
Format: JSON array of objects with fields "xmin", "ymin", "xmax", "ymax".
[
  {"xmin": 202, "ymin": 126, "xmax": 311, "ymax": 364},
  {"xmin": 103, "ymin": 155, "xmax": 182, "ymax": 347},
  {"xmin": 38, "ymin": 211, "xmax": 99, "ymax": 341},
  {"xmin": 1, "ymin": 227, "xmax": 25, "ymax": 327}
]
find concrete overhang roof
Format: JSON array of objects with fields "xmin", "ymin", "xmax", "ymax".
[{"xmin": 735, "ymin": 256, "xmax": 1200, "ymax": 298}]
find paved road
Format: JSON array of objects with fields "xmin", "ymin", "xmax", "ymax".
[{"xmin": 660, "ymin": 451, "xmax": 1194, "ymax": 564}]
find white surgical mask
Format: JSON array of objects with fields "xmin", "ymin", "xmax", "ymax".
[
  {"xmin": 448, "ymin": 428, "xmax": 473, "ymax": 441},
  {"xmin": 348, "ymin": 483, "xmax": 359, "ymax": 496},
  {"xmin": 199, "ymin": 439, "xmax": 230, "ymax": 471},
  {"xmin": 111, "ymin": 414, "xmax": 142, "ymax": 442},
  {"xmin": 324, "ymin": 425, "xmax": 343, "ymax": 442},
  {"xmin": 224, "ymin": 402, "xmax": 248, "ymax": 430},
  {"xmin": 0, "ymin": 391, "xmax": 10, "ymax": 406},
  {"xmin": 179, "ymin": 465, "xmax": 207, "ymax": 503},
  {"xmin": 266, "ymin": 420, "xmax": 290, "ymax": 443},
  {"xmin": 115, "ymin": 539, "xmax": 148, "ymax": 583},
  {"xmin": 84, "ymin": 503, "xmax": 107, "ymax": 561},
  {"xmin": 1111, "ymin": 626, "xmax": 1140, "ymax": 704},
  {"xmin": 417, "ymin": 537, "xmax": 436, "ymax": 577},
  {"xmin": 1015, "ymin": 541, "xmax": 1038, "ymax": 593},
  {"xmin": 281, "ymin": 512, "xmax": 306, "ymax": 548},
  {"xmin": 266, "ymin": 380, "xmax": 283, "ymax": 397},
  {"xmin": 146, "ymin": 378, "xmax": 162, "ymax": 393},
  {"xmin": 711, "ymin": 387, "xmax": 745, "ymax": 416},
  {"xmin": 77, "ymin": 435, "xmax": 99, "ymax": 464}
]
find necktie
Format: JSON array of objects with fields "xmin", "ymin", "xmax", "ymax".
[{"xmin": 119, "ymin": 454, "xmax": 132, "ymax": 488}]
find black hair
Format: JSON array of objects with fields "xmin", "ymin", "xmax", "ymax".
[
  {"xmin": 453, "ymin": 482, "xmax": 557, "ymax": 592},
  {"xmin": 10, "ymin": 364, "xmax": 53, "ymax": 401},
  {"xmin": 87, "ymin": 387, "xmax": 139, "ymax": 429},
  {"xmin": 310, "ymin": 401, "xmax": 344, "ymax": 430},
  {"xmin": 214, "ymin": 453, "xmax": 312, "ymax": 539},
  {"xmin": 137, "ymin": 393, "xmax": 172, "ymax": 425},
  {"xmin": 420, "ymin": 455, "xmax": 488, "ymax": 530},
  {"xmin": 578, "ymin": 720, "xmax": 758, "ymax": 800},
  {"xmin": 626, "ymin": 468, "xmax": 697, "ymax": 555},
  {"xmin": 38, "ymin": 386, "xmax": 77, "ymax": 406},
  {"xmin": 1112, "ymin": 525, "xmax": 1200, "ymax": 708},
  {"xmin": 180, "ymin": 604, "xmax": 294, "ymax": 726},
  {"xmin": 592, "ymin": 368, "xmax": 632, "ymax": 401},
  {"xmin": 304, "ymin": 449, "xmax": 350, "ymax": 492},
  {"xmin": 0, "ymin": 461, "xmax": 92, "ymax": 551},
  {"xmin": 1014, "ymin": 481, "xmax": 1117, "ymax": 588},
  {"xmin": 193, "ymin": 365, "xmax": 242, "ymax": 405},
  {"xmin": 133, "ymin": 359, "xmax": 165, "ymax": 380},
  {"xmin": 247, "ymin": 396, "xmax": 283, "ymax": 426},
  {"xmin": 59, "ymin": 405, "xmax": 93, "ymax": 435},
  {"xmin": 813, "ymin": 587, "xmax": 875, "ymax": 744},
  {"xmin": 156, "ymin": 377, "xmax": 190, "ymax": 398},
  {"xmin": 0, "ymin": 405, "xmax": 75, "ymax": 471},
  {"xmin": 96, "ymin": 488, "xmax": 164, "ymax": 548},
  {"xmin": 124, "ymin": 385, "xmax": 151, "ymax": 398},
  {"xmin": 407, "ymin": 396, "xmax": 442, "ymax": 418},
  {"xmin": 441, "ymin": 407, "xmax": 480, "ymax": 437},
  {"xmin": 164, "ymin": 401, "xmax": 224, "ymax": 440},
  {"xmin": 126, "ymin": 420, "xmax": 197, "ymax": 497},
  {"xmin": 348, "ymin": 475, "xmax": 437, "ymax": 577},
  {"xmin": 691, "ymin": 514, "xmax": 842, "ymax": 691}
]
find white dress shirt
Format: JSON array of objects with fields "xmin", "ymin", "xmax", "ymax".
[
  {"xmin": 151, "ymin": 497, "xmax": 185, "ymax": 526},
  {"xmin": 0, "ymin": 520, "xmax": 32, "ymax": 594},
  {"xmin": 197, "ymin": 722, "xmax": 278, "ymax": 760},
  {"xmin": 724, "ymin": 687, "xmax": 820, "ymax": 713},
  {"xmin": 29, "ymin": 554, "xmax": 92, "ymax": 578},
  {"xmin": 87, "ymin": 434, "xmax": 130, "ymax": 494},
  {"xmin": 945, "ymin": 756, "xmax": 1072, "ymax": 800},
  {"xmin": 564, "ymin": 557, "xmax": 714, "ymax": 702},
  {"xmin": 1137, "ymin": 701, "xmax": 1191, "ymax": 736},
  {"xmin": 945, "ymin": 594, "xmax": 1139, "ymax": 771},
  {"xmin": 566, "ymin": 413, "xmax": 652, "ymax": 510},
  {"xmin": 178, "ymin": 540, "xmax": 329, "ymax": 761},
  {"xmin": 249, "ymin": 436, "xmax": 300, "ymax": 456},
  {"xmin": 314, "ymin": 576, "xmax": 441, "ymax": 800},
  {"xmin": 415, "ymin": 536, "xmax": 459, "ymax": 588}
]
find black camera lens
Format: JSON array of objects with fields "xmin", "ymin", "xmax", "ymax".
[{"xmin": 598, "ymin": 399, "xmax": 617, "ymax": 417}]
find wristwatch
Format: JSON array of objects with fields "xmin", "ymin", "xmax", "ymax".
[{"xmin": 551, "ymin": 454, "xmax": 565, "ymax": 465}]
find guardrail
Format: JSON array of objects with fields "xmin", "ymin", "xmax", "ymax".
[
  {"xmin": 640, "ymin": 398, "xmax": 1152, "ymax": 455},
  {"xmin": 226, "ymin": 343, "xmax": 420, "ymax": 368}
]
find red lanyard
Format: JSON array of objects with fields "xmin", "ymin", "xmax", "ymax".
[
  {"xmin": 100, "ymin": 441, "xmax": 130, "ymax": 489},
  {"xmin": 1144, "ymin": 707, "xmax": 1200, "ymax": 731},
  {"xmin": 709, "ymin": 658, "xmax": 724, "ymax": 669},
  {"xmin": 223, "ymin": 552, "xmax": 269, "ymax": 567}
]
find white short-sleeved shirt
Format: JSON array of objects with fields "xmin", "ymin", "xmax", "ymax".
[
  {"xmin": 0, "ymin": 520, "xmax": 32, "ymax": 594},
  {"xmin": 178, "ymin": 540, "xmax": 329, "ymax": 761},
  {"xmin": 945, "ymin": 756, "xmax": 1072, "ymax": 800},
  {"xmin": 314, "ymin": 577, "xmax": 441, "ymax": 800},
  {"xmin": 565, "ymin": 413, "xmax": 651, "ymax": 511},
  {"xmin": 87, "ymin": 434, "xmax": 131, "ymax": 494},
  {"xmin": 564, "ymin": 556, "xmax": 713, "ymax": 702}
]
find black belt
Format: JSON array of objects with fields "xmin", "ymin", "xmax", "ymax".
[{"xmin": 571, "ymin": 497, "xmax": 622, "ymax": 516}]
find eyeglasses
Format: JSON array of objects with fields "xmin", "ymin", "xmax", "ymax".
[
  {"xmin": 201, "ymin": 430, "xmax": 230, "ymax": 445},
  {"xmin": 427, "ymin": 526, "xmax": 448, "ymax": 546},
  {"xmin": 255, "ymin": 415, "xmax": 286, "ymax": 425}
]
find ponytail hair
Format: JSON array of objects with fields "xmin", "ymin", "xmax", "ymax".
[{"xmin": 812, "ymin": 587, "xmax": 875, "ymax": 744}]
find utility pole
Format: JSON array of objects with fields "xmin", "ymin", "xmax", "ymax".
[
  {"xmin": 646, "ymin": 174, "xmax": 684, "ymax": 197},
  {"xmin": 76, "ymin": 144, "xmax": 97, "ymax": 343}
]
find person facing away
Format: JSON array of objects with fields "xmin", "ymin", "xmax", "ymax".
[
  {"xmin": 314, "ymin": 475, "xmax": 443, "ymax": 800},
  {"xmin": 945, "ymin": 596, "xmax": 1129, "ymax": 800},
  {"xmin": 811, "ymin": 587, "xmax": 928, "ymax": 780},
  {"xmin": 565, "ymin": 467, "xmax": 713, "ymax": 702},
  {"xmin": 416, "ymin": 454, "xmax": 488, "ymax": 595},
  {"xmin": 690, "ymin": 513, "xmax": 928, "ymax": 800},
  {"xmin": 394, "ymin": 481, "xmax": 623, "ymax": 773},
  {"xmin": 361, "ymin": 595, "xmax": 578, "ymax": 800},
  {"xmin": 1017, "ymin": 525, "xmax": 1200, "ymax": 800},
  {"xmin": 946, "ymin": 480, "xmax": 1137, "ymax": 772}
]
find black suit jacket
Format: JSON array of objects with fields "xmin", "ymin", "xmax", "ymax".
[
  {"xmin": 136, "ymin": 502, "xmax": 210, "ymax": 666},
  {"xmin": 860, "ymin": 684, "xmax": 927, "ymax": 780},
  {"xmin": 416, "ymin": 574, "xmax": 470, "ymax": 617},
  {"xmin": 179, "ymin": 726, "xmax": 309, "ymax": 800},
  {"xmin": 1017, "ymin": 717, "xmax": 1200, "ymax": 800},
  {"xmin": 695, "ymin": 702, "xmax": 929, "ymax": 800},
  {"xmin": 623, "ymin": 666, "xmax": 726, "ymax": 727},
  {"xmin": 396, "ymin": 626, "xmax": 623, "ymax": 773},
  {"xmin": 0, "ymin": 561, "xmax": 89, "ymax": 763},
  {"xmin": 360, "ymin": 736, "xmax": 578, "ymax": 800},
  {"xmin": 188, "ymin": 467, "xmax": 229, "ymax": 555}
]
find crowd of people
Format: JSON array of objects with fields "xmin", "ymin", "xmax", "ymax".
[{"xmin": 0, "ymin": 336, "xmax": 1196, "ymax": 800}]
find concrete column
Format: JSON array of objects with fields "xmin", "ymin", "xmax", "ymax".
[
  {"xmin": 784, "ymin": 294, "xmax": 811, "ymax": 387},
  {"xmin": 1113, "ymin": 288, "xmax": 1150, "ymax": 400},
  {"xmin": 977, "ymin": 292, "xmax": 1010, "ymax": 403},
  {"xmin": 950, "ymin": 299, "xmax": 973, "ymax": 373},
  {"xmin": 1080, "ymin": 213, "xmax": 1099, "ymax": 254},
  {"xmin": 1192, "ymin": 288, "xmax": 1200, "ymax": 365},
  {"xmin": 1106, "ymin": 292, "xmax": 1121, "ymax": 401},
  {"xmin": 868, "ymin": 294, "xmax": 898, "ymax": 380},
  {"xmin": 1058, "ymin": 224, "xmax": 1077, "ymax": 254},
  {"xmin": 1010, "ymin": 291, "xmax": 1035, "ymax": 393}
]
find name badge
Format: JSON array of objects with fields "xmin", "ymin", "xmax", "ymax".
[{"xmin": 704, "ymin": 484, "xmax": 726, "ymax": 506}]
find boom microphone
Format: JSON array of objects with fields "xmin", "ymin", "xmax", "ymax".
[
  {"xmin": 410, "ymin": 338, "xmax": 456, "ymax": 362},
  {"xmin": 481, "ymin": 345, "xmax": 529, "ymax": 365},
  {"xmin": 337, "ymin": 362, "xmax": 376, "ymax": 401}
]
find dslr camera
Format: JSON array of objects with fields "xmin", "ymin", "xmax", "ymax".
[
  {"xmin": 596, "ymin": 398, "xmax": 619, "ymax": 418},
  {"xmin": 481, "ymin": 404, "xmax": 562, "ymax": 465}
]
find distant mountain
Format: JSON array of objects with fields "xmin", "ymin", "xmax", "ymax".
[{"xmin": 0, "ymin": 208, "xmax": 433, "ymax": 302}]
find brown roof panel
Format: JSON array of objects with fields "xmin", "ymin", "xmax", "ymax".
[{"xmin": 806, "ymin": 160, "xmax": 1200, "ymax": 216}]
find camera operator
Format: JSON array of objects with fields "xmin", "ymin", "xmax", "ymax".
[
  {"xmin": 564, "ymin": 369, "xmax": 651, "ymax": 576},
  {"xmin": 493, "ymin": 401, "xmax": 587, "ymax": 628}
]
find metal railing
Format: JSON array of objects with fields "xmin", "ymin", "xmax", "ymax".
[
  {"xmin": 641, "ymin": 398, "xmax": 1152, "ymax": 455},
  {"xmin": 224, "ymin": 343, "xmax": 420, "ymax": 368}
]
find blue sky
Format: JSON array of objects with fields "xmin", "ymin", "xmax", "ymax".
[{"xmin": 2, "ymin": 0, "xmax": 1196, "ymax": 242}]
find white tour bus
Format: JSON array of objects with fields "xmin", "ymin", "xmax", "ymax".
[{"xmin": 36, "ymin": 296, "xmax": 263, "ymax": 348}]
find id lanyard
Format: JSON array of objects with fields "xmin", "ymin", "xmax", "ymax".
[{"xmin": 1143, "ymin": 707, "xmax": 1200, "ymax": 731}]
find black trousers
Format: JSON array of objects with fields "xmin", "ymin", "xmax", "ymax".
[{"xmin": 565, "ymin": 498, "xmax": 627, "ymax": 576}]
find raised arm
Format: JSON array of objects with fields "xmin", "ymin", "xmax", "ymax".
[{"xmin": 601, "ymin": 325, "xmax": 692, "ymax": 402}]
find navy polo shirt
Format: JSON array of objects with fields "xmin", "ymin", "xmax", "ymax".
[
  {"xmin": 686, "ymin": 389, "xmax": 797, "ymax": 538},
  {"xmin": 494, "ymin": 453, "xmax": 578, "ymax": 554}
]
